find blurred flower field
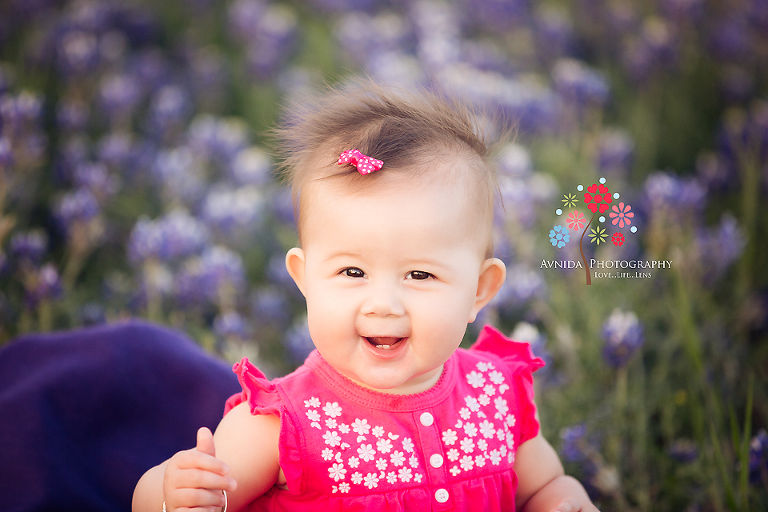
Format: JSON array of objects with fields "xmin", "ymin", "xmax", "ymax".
[{"xmin": 0, "ymin": 0, "xmax": 767, "ymax": 510}]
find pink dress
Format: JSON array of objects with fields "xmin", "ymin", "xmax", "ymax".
[{"xmin": 224, "ymin": 325, "xmax": 545, "ymax": 511}]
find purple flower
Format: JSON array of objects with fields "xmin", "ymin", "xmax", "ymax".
[
  {"xmin": 100, "ymin": 73, "xmax": 142, "ymax": 120},
  {"xmin": 26, "ymin": 263, "xmax": 63, "ymax": 308},
  {"xmin": 148, "ymin": 85, "xmax": 190, "ymax": 135},
  {"xmin": 56, "ymin": 101, "xmax": 89, "ymax": 132},
  {"xmin": 495, "ymin": 143, "xmax": 532, "ymax": 178},
  {"xmin": 643, "ymin": 171, "xmax": 707, "ymax": 213},
  {"xmin": 0, "ymin": 137, "xmax": 13, "ymax": 171},
  {"xmin": 187, "ymin": 116, "xmax": 249, "ymax": 167},
  {"xmin": 695, "ymin": 213, "xmax": 745, "ymax": 282},
  {"xmin": 57, "ymin": 30, "xmax": 100, "ymax": 75},
  {"xmin": 596, "ymin": 129, "xmax": 634, "ymax": 176},
  {"xmin": 335, "ymin": 12, "xmax": 413, "ymax": 66},
  {"xmin": 667, "ymin": 439, "xmax": 699, "ymax": 463},
  {"xmin": 533, "ymin": 7, "xmax": 576, "ymax": 62},
  {"xmin": 460, "ymin": 0, "xmax": 531, "ymax": 33},
  {"xmin": 749, "ymin": 429, "xmax": 768, "ymax": 484},
  {"xmin": 284, "ymin": 315, "xmax": 314, "ymax": 363},
  {"xmin": 709, "ymin": 16, "xmax": 751, "ymax": 63},
  {"xmin": 152, "ymin": 146, "xmax": 207, "ymax": 204},
  {"xmin": 269, "ymin": 186, "xmax": 296, "ymax": 226},
  {"xmin": 560, "ymin": 424, "xmax": 589, "ymax": 463},
  {"xmin": 74, "ymin": 162, "xmax": 119, "ymax": 198},
  {"xmin": 55, "ymin": 188, "xmax": 100, "ymax": 225},
  {"xmin": 230, "ymin": 146, "xmax": 272, "ymax": 186},
  {"xmin": 267, "ymin": 253, "xmax": 298, "ymax": 292},
  {"xmin": 97, "ymin": 132, "xmax": 135, "ymax": 171},
  {"xmin": 128, "ymin": 209, "xmax": 209, "ymax": 264},
  {"xmin": 601, "ymin": 309, "xmax": 644, "ymax": 368},
  {"xmin": 245, "ymin": 5, "xmax": 298, "ymax": 79},
  {"xmin": 201, "ymin": 185, "xmax": 265, "ymax": 235},
  {"xmin": 492, "ymin": 264, "xmax": 547, "ymax": 311},
  {"xmin": 10, "ymin": 230, "xmax": 48, "ymax": 265},
  {"xmin": 214, "ymin": 311, "xmax": 249, "ymax": 339},
  {"xmin": 552, "ymin": 59, "xmax": 609, "ymax": 108},
  {"xmin": 175, "ymin": 246, "xmax": 246, "ymax": 306},
  {"xmin": 251, "ymin": 286, "xmax": 290, "ymax": 329},
  {"xmin": 228, "ymin": 0, "xmax": 267, "ymax": 42}
]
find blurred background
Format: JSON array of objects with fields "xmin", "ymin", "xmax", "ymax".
[{"xmin": 0, "ymin": 0, "xmax": 766, "ymax": 510}]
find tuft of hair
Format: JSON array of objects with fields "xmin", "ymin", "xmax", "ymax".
[{"xmin": 271, "ymin": 77, "xmax": 501, "ymax": 255}]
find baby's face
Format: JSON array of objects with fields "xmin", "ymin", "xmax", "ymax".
[{"xmin": 286, "ymin": 166, "xmax": 505, "ymax": 394}]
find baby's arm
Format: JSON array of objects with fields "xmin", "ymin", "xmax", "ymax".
[
  {"xmin": 514, "ymin": 434, "xmax": 599, "ymax": 512},
  {"xmin": 132, "ymin": 402, "xmax": 281, "ymax": 512}
]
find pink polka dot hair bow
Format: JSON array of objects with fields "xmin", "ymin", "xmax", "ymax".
[{"xmin": 337, "ymin": 149, "xmax": 384, "ymax": 175}]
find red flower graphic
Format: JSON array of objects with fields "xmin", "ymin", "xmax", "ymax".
[
  {"xmin": 609, "ymin": 202, "xmax": 634, "ymax": 228},
  {"xmin": 584, "ymin": 183, "xmax": 613, "ymax": 214},
  {"xmin": 566, "ymin": 210, "xmax": 586, "ymax": 231},
  {"xmin": 612, "ymin": 232, "xmax": 625, "ymax": 246}
]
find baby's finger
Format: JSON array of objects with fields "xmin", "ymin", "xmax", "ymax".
[
  {"xmin": 168, "ymin": 487, "xmax": 227, "ymax": 510},
  {"xmin": 173, "ymin": 449, "xmax": 231, "ymax": 475},
  {"xmin": 553, "ymin": 497, "xmax": 581, "ymax": 512},
  {"xmin": 178, "ymin": 468, "xmax": 237, "ymax": 492}
]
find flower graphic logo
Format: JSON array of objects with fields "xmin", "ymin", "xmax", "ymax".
[
  {"xmin": 562, "ymin": 193, "xmax": 578, "ymax": 208},
  {"xmin": 549, "ymin": 225, "xmax": 570, "ymax": 248},
  {"xmin": 609, "ymin": 202, "xmax": 634, "ymax": 228},
  {"xmin": 548, "ymin": 177, "xmax": 639, "ymax": 284},
  {"xmin": 566, "ymin": 210, "xmax": 586, "ymax": 231},
  {"xmin": 589, "ymin": 226, "xmax": 608, "ymax": 245}
]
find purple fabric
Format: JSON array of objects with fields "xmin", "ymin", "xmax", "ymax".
[{"xmin": 0, "ymin": 320, "xmax": 240, "ymax": 512}]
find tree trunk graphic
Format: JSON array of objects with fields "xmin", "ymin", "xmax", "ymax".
[{"xmin": 580, "ymin": 215, "xmax": 595, "ymax": 285}]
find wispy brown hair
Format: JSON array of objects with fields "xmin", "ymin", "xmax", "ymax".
[{"xmin": 272, "ymin": 78, "xmax": 499, "ymax": 254}]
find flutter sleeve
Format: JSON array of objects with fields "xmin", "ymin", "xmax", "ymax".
[
  {"xmin": 223, "ymin": 357, "xmax": 282, "ymax": 417},
  {"xmin": 470, "ymin": 325, "xmax": 546, "ymax": 444}
]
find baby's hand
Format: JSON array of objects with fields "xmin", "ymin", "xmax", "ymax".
[
  {"xmin": 552, "ymin": 497, "xmax": 600, "ymax": 512},
  {"xmin": 163, "ymin": 427, "xmax": 238, "ymax": 512}
]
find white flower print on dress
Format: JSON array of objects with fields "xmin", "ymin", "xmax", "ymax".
[
  {"xmin": 372, "ymin": 426, "xmax": 385, "ymax": 438},
  {"xmin": 323, "ymin": 430, "xmax": 341, "ymax": 447},
  {"xmin": 499, "ymin": 384, "xmax": 510, "ymax": 394},
  {"xmin": 442, "ymin": 429, "xmax": 458, "ymax": 445},
  {"xmin": 328, "ymin": 463, "xmax": 346, "ymax": 482},
  {"xmin": 363, "ymin": 473, "xmax": 379, "ymax": 489},
  {"xmin": 351, "ymin": 472, "xmax": 363, "ymax": 485},
  {"xmin": 488, "ymin": 370, "xmax": 504, "ymax": 385},
  {"xmin": 387, "ymin": 472, "xmax": 398, "ymax": 484},
  {"xmin": 348, "ymin": 456, "xmax": 360, "ymax": 468},
  {"xmin": 306, "ymin": 410, "xmax": 321, "ymax": 422},
  {"xmin": 398, "ymin": 467, "xmax": 413, "ymax": 482},
  {"xmin": 494, "ymin": 397, "xmax": 509, "ymax": 416},
  {"xmin": 450, "ymin": 466, "xmax": 461, "ymax": 476},
  {"xmin": 460, "ymin": 438, "xmax": 475, "ymax": 453},
  {"xmin": 338, "ymin": 423, "xmax": 350, "ymax": 434},
  {"xmin": 352, "ymin": 418, "xmax": 371, "ymax": 435},
  {"xmin": 460, "ymin": 455, "xmax": 474, "ymax": 471},
  {"xmin": 402, "ymin": 438, "xmax": 414, "ymax": 453},
  {"xmin": 506, "ymin": 415, "xmax": 516, "ymax": 427},
  {"xmin": 322, "ymin": 448, "xmax": 334, "ymax": 461},
  {"xmin": 409, "ymin": 455, "xmax": 419, "ymax": 468},
  {"xmin": 476, "ymin": 362, "xmax": 489, "ymax": 372},
  {"xmin": 475, "ymin": 455, "xmax": 486, "ymax": 467},
  {"xmin": 483, "ymin": 384, "xmax": 496, "ymax": 396},
  {"xmin": 376, "ymin": 438, "xmax": 393, "ymax": 453},
  {"xmin": 324, "ymin": 402, "xmax": 342, "ymax": 418},
  {"xmin": 447, "ymin": 448, "xmax": 460, "ymax": 462},
  {"xmin": 479, "ymin": 420, "xmax": 496, "ymax": 439},
  {"xmin": 464, "ymin": 422, "xmax": 478, "ymax": 438},
  {"xmin": 326, "ymin": 418, "xmax": 337, "ymax": 429},
  {"xmin": 497, "ymin": 429, "xmax": 505, "ymax": 441},
  {"xmin": 478, "ymin": 394, "xmax": 491, "ymax": 406},
  {"xmin": 467, "ymin": 371, "xmax": 486, "ymax": 388},
  {"xmin": 489, "ymin": 450, "xmax": 501, "ymax": 465},
  {"xmin": 339, "ymin": 482, "xmax": 350, "ymax": 493},
  {"xmin": 358, "ymin": 444, "xmax": 375, "ymax": 462},
  {"xmin": 375, "ymin": 458, "xmax": 388, "ymax": 471},
  {"xmin": 305, "ymin": 397, "xmax": 320, "ymax": 408},
  {"xmin": 477, "ymin": 439, "xmax": 488, "ymax": 452},
  {"xmin": 414, "ymin": 473, "xmax": 423, "ymax": 483},
  {"xmin": 390, "ymin": 451, "xmax": 405, "ymax": 466},
  {"xmin": 506, "ymin": 431, "xmax": 515, "ymax": 449},
  {"xmin": 459, "ymin": 408, "xmax": 471, "ymax": 420},
  {"xmin": 465, "ymin": 396, "xmax": 480, "ymax": 412}
]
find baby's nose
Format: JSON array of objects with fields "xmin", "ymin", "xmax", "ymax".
[{"xmin": 362, "ymin": 281, "xmax": 405, "ymax": 317}]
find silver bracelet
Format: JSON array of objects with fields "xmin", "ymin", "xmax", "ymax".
[{"xmin": 162, "ymin": 491, "xmax": 227, "ymax": 512}]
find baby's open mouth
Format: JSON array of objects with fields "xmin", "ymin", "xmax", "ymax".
[{"xmin": 365, "ymin": 336, "xmax": 405, "ymax": 350}]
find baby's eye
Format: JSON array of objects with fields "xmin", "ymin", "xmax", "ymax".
[
  {"xmin": 342, "ymin": 267, "xmax": 366, "ymax": 278},
  {"xmin": 407, "ymin": 270, "xmax": 433, "ymax": 281}
]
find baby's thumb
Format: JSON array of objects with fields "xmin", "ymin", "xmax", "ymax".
[{"xmin": 196, "ymin": 427, "xmax": 216, "ymax": 457}]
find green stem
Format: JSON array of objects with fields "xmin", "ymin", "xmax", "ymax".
[{"xmin": 580, "ymin": 215, "xmax": 595, "ymax": 285}]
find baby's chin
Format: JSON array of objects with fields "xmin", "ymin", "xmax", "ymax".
[{"xmin": 346, "ymin": 365, "xmax": 443, "ymax": 395}]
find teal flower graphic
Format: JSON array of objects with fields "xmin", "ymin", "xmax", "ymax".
[{"xmin": 549, "ymin": 225, "xmax": 570, "ymax": 248}]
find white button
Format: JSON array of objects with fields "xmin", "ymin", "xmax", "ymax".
[
  {"xmin": 420, "ymin": 412, "xmax": 434, "ymax": 426},
  {"xmin": 435, "ymin": 488, "xmax": 449, "ymax": 503},
  {"xmin": 430, "ymin": 454, "xmax": 444, "ymax": 468}
]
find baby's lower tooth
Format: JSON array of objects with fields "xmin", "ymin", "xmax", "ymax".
[{"xmin": 380, "ymin": 344, "xmax": 390, "ymax": 349}]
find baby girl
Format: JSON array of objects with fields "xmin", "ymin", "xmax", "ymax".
[{"xmin": 133, "ymin": 81, "xmax": 598, "ymax": 512}]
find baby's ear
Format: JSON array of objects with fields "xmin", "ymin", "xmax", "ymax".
[
  {"xmin": 285, "ymin": 248, "xmax": 307, "ymax": 297},
  {"xmin": 469, "ymin": 258, "xmax": 506, "ymax": 323}
]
